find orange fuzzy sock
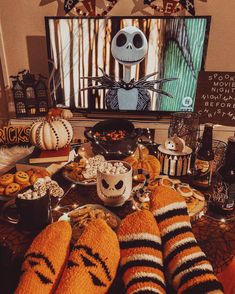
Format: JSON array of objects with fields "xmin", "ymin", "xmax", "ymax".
[
  {"xmin": 118, "ymin": 210, "xmax": 166, "ymax": 294},
  {"xmin": 55, "ymin": 219, "xmax": 120, "ymax": 294},
  {"xmin": 15, "ymin": 221, "xmax": 72, "ymax": 294},
  {"xmin": 150, "ymin": 186, "xmax": 223, "ymax": 294}
]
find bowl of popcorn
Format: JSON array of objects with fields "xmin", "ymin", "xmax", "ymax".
[
  {"xmin": 97, "ymin": 160, "xmax": 132, "ymax": 207},
  {"xmin": 84, "ymin": 119, "xmax": 139, "ymax": 159}
]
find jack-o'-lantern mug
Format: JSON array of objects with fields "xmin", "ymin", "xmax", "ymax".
[
  {"xmin": 97, "ymin": 161, "xmax": 133, "ymax": 207},
  {"xmin": 97, "ymin": 160, "xmax": 149, "ymax": 206}
]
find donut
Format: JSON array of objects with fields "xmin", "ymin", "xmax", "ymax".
[
  {"xmin": 15, "ymin": 171, "xmax": 30, "ymax": 185},
  {"xmin": 0, "ymin": 174, "xmax": 14, "ymax": 187},
  {"xmin": 5, "ymin": 183, "xmax": 21, "ymax": 196}
]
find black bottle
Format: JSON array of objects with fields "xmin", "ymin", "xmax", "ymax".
[
  {"xmin": 217, "ymin": 136, "xmax": 235, "ymax": 211},
  {"xmin": 193, "ymin": 123, "xmax": 214, "ymax": 189}
]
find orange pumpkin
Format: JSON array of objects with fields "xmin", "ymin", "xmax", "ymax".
[
  {"xmin": 124, "ymin": 145, "xmax": 161, "ymax": 181},
  {"xmin": 47, "ymin": 108, "xmax": 63, "ymax": 118}
]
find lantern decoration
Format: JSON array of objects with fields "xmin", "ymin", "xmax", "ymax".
[
  {"xmin": 11, "ymin": 70, "xmax": 49, "ymax": 118},
  {"xmin": 30, "ymin": 117, "xmax": 73, "ymax": 150}
]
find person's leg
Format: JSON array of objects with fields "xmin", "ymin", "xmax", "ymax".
[
  {"xmin": 150, "ymin": 186, "xmax": 223, "ymax": 294},
  {"xmin": 55, "ymin": 219, "xmax": 120, "ymax": 294},
  {"xmin": 118, "ymin": 210, "xmax": 166, "ymax": 294}
]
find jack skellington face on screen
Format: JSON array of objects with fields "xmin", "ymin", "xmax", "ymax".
[{"xmin": 111, "ymin": 26, "xmax": 148, "ymax": 66}]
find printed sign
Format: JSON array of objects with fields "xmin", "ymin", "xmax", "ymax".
[
  {"xmin": 195, "ymin": 71, "xmax": 235, "ymax": 126},
  {"xmin": 0, "ymin": 126, "xmax": 31, "ymax": 145}
]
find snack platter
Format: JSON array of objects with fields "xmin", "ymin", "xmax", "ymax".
[
  {"xmin": 62, "ymin": 155, "xmax": 105, "ymax": 186},
  {"xmin": 59, "ymin": 204, "xmax": 121, "ymax": 241},
  {"xmin": 63, "ymin": 154, "xmax": 129, "ymax": 186},
  {"xmin": 156, "ymin": 176, "xmax": 206, "ymax": 220},
  {"xmin": 0, "ymin": 169, "xmax": 50, "ymax": 201},
  {"xmin": 131, "ymin": 175, "xmax": 206, "ymax": 221}
]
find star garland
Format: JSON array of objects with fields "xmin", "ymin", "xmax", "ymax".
[
  {"xmin": 144, "ymin": 0, "xmax": 195, "ymax": 16},
  {"xmin": 64, "ymin": 0, "xmax": 119, "ymax": 16},
  {"xmin": 144, "ymin": 0, "xmax": 183, "ymax": 15}
]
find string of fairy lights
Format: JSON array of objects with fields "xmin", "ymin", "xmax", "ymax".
[
  {"xmin": 51, "ymin": 127, "xmax": 233, "ymax": 224},
  {"xmin": 52, "ymin": 127, "xmax": 155, "ymax": 215}
]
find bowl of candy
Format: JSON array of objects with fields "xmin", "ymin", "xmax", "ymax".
[{"xmin": 84, "ymin": 119, "xmax": 140, "ymax": 159}]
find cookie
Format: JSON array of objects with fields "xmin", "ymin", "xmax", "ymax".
[
  {"xmin": 0, "ymin": 174, "xmax": 14, "ymax": 187},
  {"xmin": 159, "ymin": 177, "xmax": 174, "ymax": 188},
  {"xmin": 192, "ymin": 189, "xmax": 205, "ymax": 201},
  {"xmin": 5, "ymin": 183, "xmax": 21, "ymax": 196},
  {"xmin": 15, "ymin": 171, "xmax": 30, "ymax": 185},
  {"xmin": 176, "ymin": 185, "xmax": 193, "ymax": 197}
]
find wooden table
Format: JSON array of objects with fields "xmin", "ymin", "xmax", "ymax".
[{"xmin": 0, "ymin": 170, "xmax": 235, "ymax": 294}]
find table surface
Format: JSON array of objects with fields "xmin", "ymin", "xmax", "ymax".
[{"xmin": 0, "ymin": 168, "xmax": 235, "ymax": 293}]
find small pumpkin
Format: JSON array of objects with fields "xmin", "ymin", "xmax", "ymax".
[
  {"xmin": 61, "ymin": 109, "xmax": 73, "ymax": 120},
  {"xmin": 47, "ymin": 108, "xmax": 73, "ymax": 120},
  {"xmin": 47, "ymin": 108, "xmax": 63, "ymax": 118},
  {"xmin": 30, "ymin": 118, "xmax": 73, "ymax": 150},
  {"xmin": 124, "ymin": 145, "xmax": 161, "ymax": 181}
]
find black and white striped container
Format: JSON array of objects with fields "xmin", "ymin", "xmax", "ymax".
[{"xmin": 158, "ymin": 145, "xmax": 192, "ymax": 177}]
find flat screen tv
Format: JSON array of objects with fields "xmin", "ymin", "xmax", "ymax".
[{"xmin": 45, "ymin": 16, "xmax": 211, "ymax": 118}]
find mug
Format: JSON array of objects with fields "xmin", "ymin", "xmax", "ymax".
[
  {"xmin": 2, "ymin": 189, "xmax": 52, "ymax": 233},
  {"xmin": 97, "ymin": 161, "xmax": 133, "ymax": 207}
]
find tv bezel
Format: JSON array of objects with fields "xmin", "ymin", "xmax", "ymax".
[{"xmin": 45, "ymin": 15, "xmax": 211, "ymax": 120}]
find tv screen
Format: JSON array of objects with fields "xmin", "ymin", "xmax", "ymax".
[{"xmin": 45, "ymin": 16, "xmax": 210, "ymax": 116}]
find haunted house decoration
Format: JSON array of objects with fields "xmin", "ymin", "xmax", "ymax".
[{"xmin": 11, "ymin": 71, "xmax": 49, "ymax": 117}]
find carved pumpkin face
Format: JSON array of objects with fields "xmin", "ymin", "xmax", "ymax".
[
  {"xmin": 21, "ymin": 252, "xmax": 56, "ymax": 285},
  {"xmin": 67, "ymin": 245, "xmax": 112, "ymax": 289},
  {"xmin": 111, "ymin": 26, "xmax": 148, "ymax": 66}
]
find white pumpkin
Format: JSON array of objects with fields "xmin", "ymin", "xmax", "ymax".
[
  {"xmin": 61, "ymin": 109, "xmax": 73, "ymax": 119},
  {"xmin": 30, "ymin": 118, "xmax": 73, "ymax": 150}
]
